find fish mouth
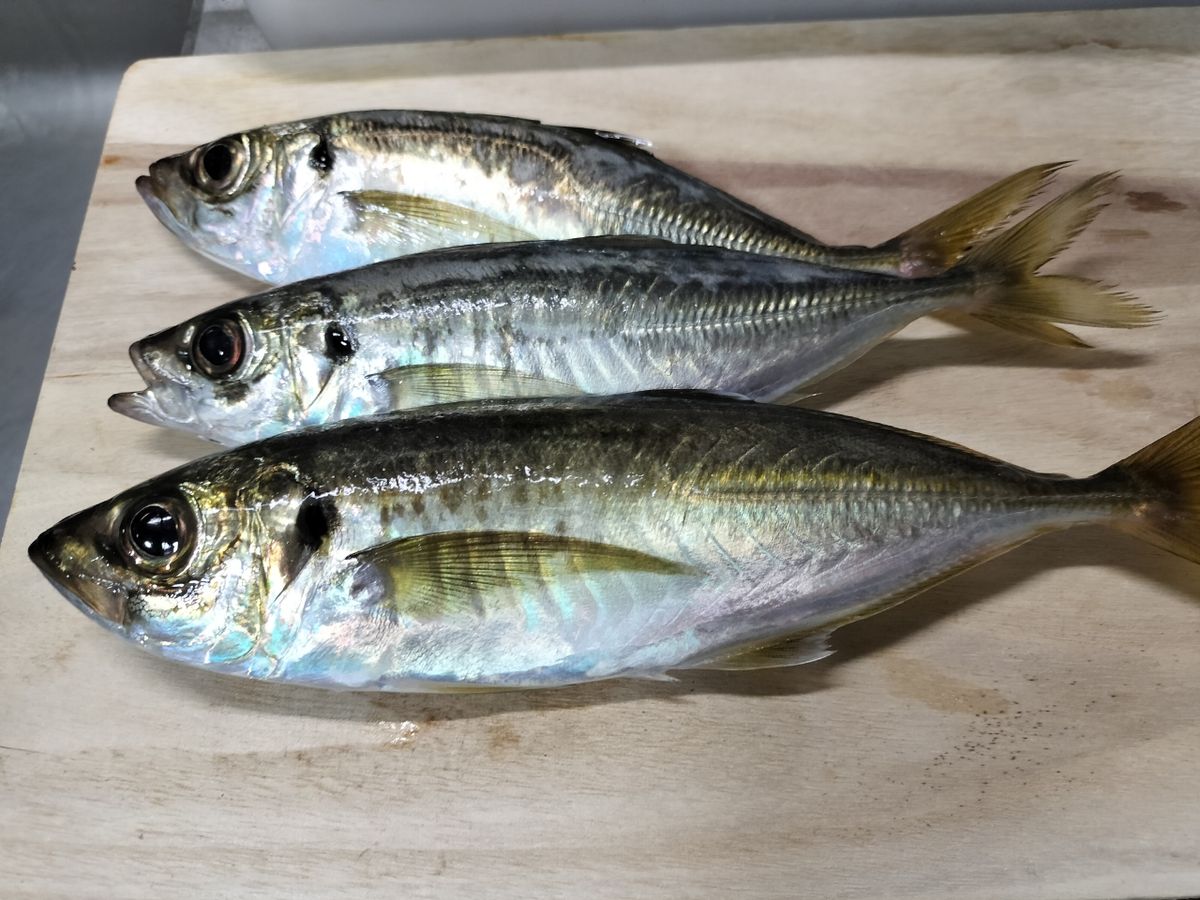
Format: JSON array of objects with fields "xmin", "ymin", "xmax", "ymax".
[
  {"xmin": 108, "ymin": 338, "xmax": 174, "ymax": 428},
  {"xmin": 136, "ymin": 170, "xmax": 189, "ymax": 236},
  {"xmin": 108, "ymin": 389, "xmax": 170, "ymax": 428},
  {"xmin": 28, "ymin": 528, "xmax": 127, "ymax": 631},
  {"xmin": 136, "ymin": 173, "xmax": 171, "ymax": 222}
]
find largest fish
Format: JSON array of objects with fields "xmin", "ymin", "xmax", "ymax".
[
  {"xmin": 136, "ymin": 109, "xmax": 1064, "ymax": 284},
  {"xmin": 30, "ymin": 392, "xmax": 1200, "ymax": 691}
]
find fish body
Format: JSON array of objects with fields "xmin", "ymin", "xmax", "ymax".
[
  {"xmin": 112, "ymin": 179, "xmax": 1153, "ymax": 446},
  {"xmin": 30, "ymin": 393, "xmax": 1200, "ymax": 691},
  {"xmin": 136, "ymin": 109, "xmax": 1062, "ymax": 283}
]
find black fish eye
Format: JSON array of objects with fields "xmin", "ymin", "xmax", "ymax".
[
  {"xmin": 129, "ymin": 505, "xmax": 180, "ymax": 558},
  {"xmin": 121, "ymin": 497, "xmax": 193, "ymax": 573},
  {"xmin": 202, "ymin": 142, "xmax": 233, "ymax": 182},
  {"xmin": 192, "ymin": 318, "xmax": 245, "ymax": 377},
  {"xmin": 193, "ymin": 138, "xmax": 246, "ymax": 194}
]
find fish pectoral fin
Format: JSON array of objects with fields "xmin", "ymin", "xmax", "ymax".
[
  {"xmin": 692, "ymin": 631, "xmax": 835, "ymax": 671},
  {"xmin": 347, "ymin": 530, "xmax": 695, "ymax": 622},
  {"xmin": 341, "ymin": 190, "xmax": 537, "ymax": 246},
  {"xmin": 369, "ymin": 364, "xmax": 581, "ymax": 408}
]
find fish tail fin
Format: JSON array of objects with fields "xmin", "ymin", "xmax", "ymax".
[
  {"xmin": 957, "ymin": 172, "xmax": 1159, "ymax": 347},
  {"xmin": 1097, "ymin": 417, "xmax": 1200, "ymax": 565},
  {"xmin": 881, "ymin": 161, "xmax": 1069, "ymax": 277}
]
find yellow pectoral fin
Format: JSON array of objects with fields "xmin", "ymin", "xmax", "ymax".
[
  {"xmin": 369, "ymin": 363, "xmax": 581, "ymax": 408},
  {"xmin": 342, "ymin": 190, "xmax": 537, "ymax": 246},
  {"xmin": 348, "ymin": 530, "xmax": 696, "ymax": 622}
]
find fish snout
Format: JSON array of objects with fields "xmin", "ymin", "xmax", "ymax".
[
  {"xmin": 136, "ymin": 158, "xmax": 191, "ymax": 229},
  {"xmin": 107, "ymin": 389, "xmax": 167, "ymax": 428},
  {"xmin": 29, "ymin": 523, "xmax": 127, "ymax": 629}
]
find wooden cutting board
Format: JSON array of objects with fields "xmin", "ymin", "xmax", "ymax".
[{"xmin": 3, "ymin": 8, "xmax": 1199, "ymax": 898}]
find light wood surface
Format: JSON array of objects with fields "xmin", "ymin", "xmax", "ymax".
[{"xmin": 3, "ymin": 9, "xmax": 1200, "ymax": 898}]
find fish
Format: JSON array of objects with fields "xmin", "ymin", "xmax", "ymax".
[
  {"xmin": 135, "ymin": 109, "xmax": 1065, "ymax": 284},
  {"xmin": 110, "ymin": 175, "xmax": 1155, "ymax": 447},
  {"xmin": 30, "ymin": 391, "xmax": 1200, "ymax": 692}
]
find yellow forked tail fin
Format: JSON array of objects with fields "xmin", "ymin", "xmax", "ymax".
[
  {"xmin": 1100, "ymin": 417, "xmax": 1200, "ymax": 565},
  {"xmin": 882, "ymin": 161, "xmax": 1069, "ymax": 277},
  {"xmin": 960, "ymin": 173, "xmax": 1159, "ymax": 347}
]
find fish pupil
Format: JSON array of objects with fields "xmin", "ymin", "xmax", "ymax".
[
  {"xmin": 202, "ymin": 143, "xmax": 233, "ymax": 182},
  {"xmin": 129, "ymin": 505, "xmax": 180, "ymax": 558},
  {"xmin": 324, "ymin": 323, "xmax": 354, "ymax": 360},
  {"xmin": 193, "ymin": 320, "xmax": 244, "ymax": 376},
  {"xmin": 309, "ymin": 136, "xmax": 334, "ymax": 173}
]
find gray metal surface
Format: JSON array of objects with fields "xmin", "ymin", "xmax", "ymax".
[{"xmin": 0, "ymin": 0, "xmax": 193, "ymax": 541}]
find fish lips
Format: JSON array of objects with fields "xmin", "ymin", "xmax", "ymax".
[
  {"xmin": 28, "ymin": 524, "xmax": 128, "ymax": 632},
  {"xmin": 108, "ymin": 337, "xmax": 176, "ymax": 429},
  {"xmin": 136, "ymin": 163, "xmax": 192, "ymax": 238},
  {"xmin": 107, "ymin": 389, "xmax": 170, "ymax": 429}
]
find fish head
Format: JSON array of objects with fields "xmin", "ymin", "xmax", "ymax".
[
  {"xmin": 109, "ymin": 289, "xmax": 351, "ymax": 446},
  {"xmin": 29, "ymin": 459, "xmax": 326, "ymax": 671},
  {"xmin": 136, "ymin": 122, "xmax": 335, "ymax": 284}
]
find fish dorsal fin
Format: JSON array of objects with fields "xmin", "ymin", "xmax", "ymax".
[
  {"xmin": 692, "ymin": 631, "xmax": 835, "ymax": 671},
  {"xmin": 348, "ymin": 530, "xmax": 695, "ymax": 622},
  {"xmin": 592, "ymin": 129, "xmax": 653, "ymax": 149},
  {"xmin": 561, "ymin": 127, "xmax": 654, "ymax": 151},
  {"xmin": 341, "ymin": 190, "xmax": 536, "ymax": 247},
  {"xmin": 369, "ymin": 363, "xmax": 581, "ymax": 408}
]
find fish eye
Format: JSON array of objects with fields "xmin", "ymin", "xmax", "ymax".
[
  {"xmin": 191, "ymin": 318, "xmax": 246, "ymax": 378},
  {"xmin": 121, "ymin": 497, "xmax": 194, "ymax": 573},
  {"xmin": 193, "ymin": 137, "xmax": 247, "ymax": 196}
]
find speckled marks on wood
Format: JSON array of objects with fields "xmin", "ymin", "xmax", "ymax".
[{"xmin": 884, "ymin": 655, "xmax": 1012, "ymax": 715}]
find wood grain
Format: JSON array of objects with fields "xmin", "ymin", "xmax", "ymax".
[{"xmin": 3, "ymin": 9, "xmax": 1200, "ymax": 899}]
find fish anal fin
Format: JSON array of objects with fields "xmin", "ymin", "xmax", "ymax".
[
  {"xmin": 694, "ymin": 631, "xmax": 835, "ymax": 671},
  {"xmin": 369, "ymin": 363, "xmax": 581, "ymax": 408},
  {"xmin": 348, "ymin": 530, "xmax": 695, "ymax": 622},
  {"xmin": 342, "ymin": 190, "xmax": 536, "ymax": 247}
]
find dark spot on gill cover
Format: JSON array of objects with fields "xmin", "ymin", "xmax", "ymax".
[
  {"xmin": 309, "ymin": 134, "xmax": 334, "ymax": 174},
  {"xmin": 296, "ymin": 495, "xmax": 335, "ymax": 550},
  {"xmin": 1125, "ymin": 190, "xmax": 1188, "ymax": 213},
  {"xmin": 325, "ymin": 323, "xmax": 355, "ymax": 361}
]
